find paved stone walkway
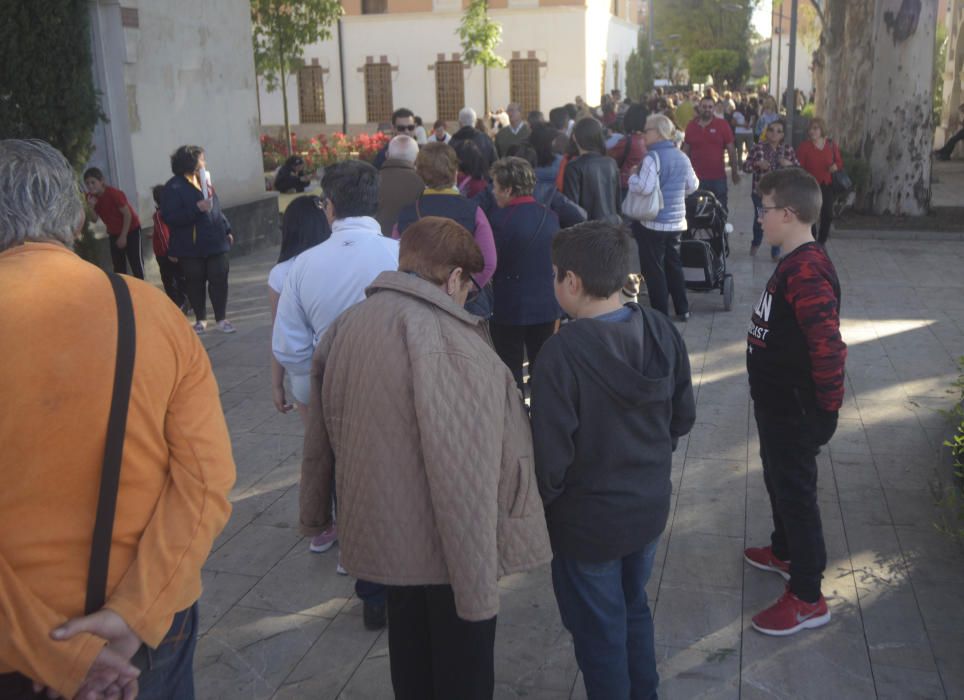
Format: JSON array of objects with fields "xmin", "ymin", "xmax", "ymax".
[{"xmin": 188, "ymin": 178, "xmax": 964, "ymax": 699}]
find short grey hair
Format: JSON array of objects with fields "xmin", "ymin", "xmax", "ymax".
[
  {"xmin": 387, "ymin": 135, "xmax": 419, "ymax": 163},
  {"xmin": 646, "ymin": 114, "xmax": 676, "ymax": 141},
  {"xmin": 458, "ymin": 107, "xmax": 477, "ymax": 128},
  {"xmin": 0, "ymin": 140, "xmax": 85, "ymax": 253}
]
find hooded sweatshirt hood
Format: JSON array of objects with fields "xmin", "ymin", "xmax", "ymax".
[{"xmin": 556, "ymin": 305, "xmax": 672, "ymax": 409}]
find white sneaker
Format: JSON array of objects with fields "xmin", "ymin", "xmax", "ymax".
[
  {"xmin": 193, "ymin": 320, "xmax": 206, "ymax": 334},
  {"xmin": 216, "ymin": 320, "xmax": 236, "ymax": 334},
  {"xmin": 336, "ymin": 558, "xmax": 347, "ymax": 576}
]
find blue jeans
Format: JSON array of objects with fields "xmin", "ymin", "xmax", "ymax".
[
  {"xmin": 552, "ymin": 539, "xmax": 661, "ymax": 700},
  {"xmin": 698, "ymin": 178, "xmax": 728, "ymax": 212},
  {"xmin": 135, "ymin": 603, "xmax": 198, "ymax": 700},
  {"xmin": 751, "ymin": 192, "xmax": 781, "ymax": 258},
  {"xmin": 356, "ymin": 579, "xmax": 386, "ymax": 606}
]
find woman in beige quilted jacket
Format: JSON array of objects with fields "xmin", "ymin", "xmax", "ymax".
[{"xmin": 299, "ymin": 216, "xmax": 551, "ymax": 700}]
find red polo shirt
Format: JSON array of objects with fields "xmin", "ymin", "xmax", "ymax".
[
  {"xmin": 684, "ymin": 117, "xmax": 734, "ymax": 181},
  {"xmin": 92, "ymin": 185, "xmax": 140, "ymax": 236}
]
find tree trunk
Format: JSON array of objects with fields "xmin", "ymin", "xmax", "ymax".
[
  {"xmin": 278, "ymin": 21, "xmax": 292, "ymax": 157},
  {"xmin": 815, "ymin": 0, "xmax": 937, "ymax": 215},
  {"xmin": 483, "ymin": 64, "xmax": 490, "ymax": 117}
]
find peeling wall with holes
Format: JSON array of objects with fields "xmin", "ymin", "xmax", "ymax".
[{"xmin": 89, "ymin": 0, "xmax": 267, "ymax": 224}]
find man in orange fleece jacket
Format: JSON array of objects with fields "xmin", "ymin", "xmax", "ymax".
[{"xmin": 0, "ymin": 140, "xmax": 236, "ymax": 698}]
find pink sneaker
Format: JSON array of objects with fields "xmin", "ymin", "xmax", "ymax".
[{"xmin": 309, "ymin": 526, "xmax": 337, "ymax": 553}]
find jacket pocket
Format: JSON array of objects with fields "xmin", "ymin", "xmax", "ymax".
[{"xmin": 509, "ymin": 456, "xmax": 533, "ymax": 518}]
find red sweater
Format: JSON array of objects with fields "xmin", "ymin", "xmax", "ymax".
[{"xmin": 796, "ymin": 139, "xmax": 844, "ymax": 186}]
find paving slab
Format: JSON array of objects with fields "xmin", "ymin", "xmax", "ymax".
[{"xmin": 185, "ymin": 178, "xmax": 964, "ymax": 698}]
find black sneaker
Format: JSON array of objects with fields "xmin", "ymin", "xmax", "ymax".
[{"xmin": 363, "ymin": 602, "xmax": 386, "ymax": 631}]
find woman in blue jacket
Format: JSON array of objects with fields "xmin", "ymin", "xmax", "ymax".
[
  {"xmin": 487, "ymin": 157, "xmax": 561, "ymax": 395},
  {"xmin": 627, "ymin": 114, "xmax": 699, "ymax": 320},
  {"xmin": 160, "ymin": 145, "xmax": 235, "ymax": 334}
]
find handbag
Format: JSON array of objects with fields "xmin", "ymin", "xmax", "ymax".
[
  {"xmin": 829, "ymin": 140, "xmax": 853, "ymax": 196},
  {"xmin": 622, "ymin": 152, "xmax": 663, "ymax": 222},
  {"xmin": 0, "ymin": 271, "xmax": 135, "ymax": 698}
]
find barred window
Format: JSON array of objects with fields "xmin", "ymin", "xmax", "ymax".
[
  {"xmin": 297, "ymin": 65, "xmax": 326, "ymax": 124},
  {"xmin": 362, "ymin": 0, "xmax": 387, "ymax": 13},
  {"xmin": 435, "ymin": 61, "xmax": 465, "ymax": 122},
  {"xmin": 509, "ymin": 58, "xmax": 540, "ymax": 115},
  {"xmin": 613, "ymin": 58, "xmax": 620, "ymax": 93},
  {"xmin": 600, "ymin": 60, "xmax": 607, "ymax": 101},
  {"xmin": 364, "ymin": 63, "xmax": 394, "ymax": 124}
]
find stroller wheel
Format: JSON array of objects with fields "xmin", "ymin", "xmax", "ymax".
[{"xmin": 722, "ymin": 274, "xmax": 735, "ymax": 311}]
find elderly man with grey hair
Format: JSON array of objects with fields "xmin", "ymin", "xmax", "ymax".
[
  {"xmin": 495, "ymin": 102, "xmax": 530, "ymax": 157},
  {"xmin": 375, "ymin": 135, "xmax": 425, "ymax": 235},
  {"xmin": 450, "ymin": 106, "xmax": 497, "ymax": 168},
  {"xmin": 0, "ymin": 139, "xmax": 236, "ymax": 699}
]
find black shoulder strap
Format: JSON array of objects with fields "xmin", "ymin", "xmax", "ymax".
[{"xmin": 85, "ymin": 271, "xmax": 136, "ymax": 615}]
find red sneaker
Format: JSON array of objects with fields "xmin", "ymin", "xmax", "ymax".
[
  {"xmin": 752, "ymin": 588, "xmax": 830, "ymax": 636},
  {"xmin": 744, "ymin": 545, "xmax": 790, "ymax": 580}
]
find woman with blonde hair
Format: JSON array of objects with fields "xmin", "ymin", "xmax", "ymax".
[
  {"xmin": 627, "ymin": 113, "xmax": 699, "ymax": 319},
  {"xmin": 796, "ymin": 116, "xmax": 844, "ymax": 244}
]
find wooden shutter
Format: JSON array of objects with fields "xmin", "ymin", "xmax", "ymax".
[
  {"xmin": 509, "ymin": 58, "xmax": 540, "ymax": 115},
  {"xmin": 435, "ymin": 61, "xmax": 465, "ymax": 122},
  {"xmin": 297, "ymin": 65, "xmax": 326, "ymax": 124},
  {"xmin": 364, "ymin": 63, "xmax": 394, "ymax": 124}
]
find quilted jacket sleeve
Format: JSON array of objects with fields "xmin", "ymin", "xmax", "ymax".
[
  {"xmin": 299, "ymin": 322, "xmax": 339, "ymax": 537},
  {"xmin": 410, "ymin": 350, "xmax": 504, "ymax": 622}
]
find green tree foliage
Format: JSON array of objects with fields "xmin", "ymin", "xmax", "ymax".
[
  {"xmin": 251, "ymin": 0, "xmax": 343, "ymax": 155},
  {"xmin": 625, "ymin": 32, "xmax": 655, "ymax": 101},
  {"xmin": 0, "ymin": 0, "xmax": 104, "ymax": 262},
  {"xmin": 652, "ymin": 0, "xmax": 756, "ymax": 86},
  {"xmin": 688, "ymin": 49, "xmax": 742, "ymax": 85},
  {"xmin": 0, "ymin": 1, "xmax": 101, "ymax": 167},
  {"xmin": 457, "ymin": 0, "xmax": 506, "ymax": 114}
]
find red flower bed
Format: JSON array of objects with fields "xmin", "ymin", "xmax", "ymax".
[{"xmin": 261, "ymin": 132, "xmax": 390, "ymax": 172}]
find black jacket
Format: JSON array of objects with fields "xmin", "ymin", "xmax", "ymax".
[
  {"xmin": 450, "ymin": 126, "xmax": 498, "ymax": 169},
  {"xmin": 274, "ymin": 165, "xmax": 308, "ymax": 193},
  {"xmin": 531, "ymin": 304, "xmax": 696, "ymax": 561},
  {"xmin": 562, "ymin": 152, "xmax": 621, "ymax": 225},
  {"xmin": 159, "ymin": 175, "xmax": 232, "ymax": 258}
]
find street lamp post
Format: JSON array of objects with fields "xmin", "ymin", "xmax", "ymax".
[{"xmin": 785, "ymin": 0, "xmax": 799, "ymax": 145}]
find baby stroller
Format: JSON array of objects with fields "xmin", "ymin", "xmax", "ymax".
[{"xmin": 680, "ymin": 190, "xmax": 735, "ymax": 311}]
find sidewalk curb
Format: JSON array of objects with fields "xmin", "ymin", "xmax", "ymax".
[{"xmin": 834, "ymin": 229, "xmax": 964, "ymax": 242}]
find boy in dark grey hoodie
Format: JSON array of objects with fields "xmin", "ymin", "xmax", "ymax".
[{"xmin": 531, "ymin": 222, "xmax": 696, "ymax": 700}]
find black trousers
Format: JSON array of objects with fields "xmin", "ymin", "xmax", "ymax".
[
  {"xmin": 387, "ymin": 584, "xmax": 497, "ymax": 700},
  {"xmin": 180, "ymin": 253, "xmax": 229, "ymax": 322},
  {"xmin": 634, "ymin": 222, "xmax": 689, "ymax": 317},
  {"xmin": 489, "ymin": 321, "xmax": 556, "ymax": 394},
  {"xmin": 755, "ymin": 404, "xmax": 826, "ymax": 603},
  {"xmin": 109, "ymin": 227, "xmax": 144, "ymax": 279},
  {"xmin": 812, "ymin": 183, "xmax": 834, "ymax": 244},
  {"xmin": 156, "ymin": 255, "xmax": 187, "ymax": 308}
]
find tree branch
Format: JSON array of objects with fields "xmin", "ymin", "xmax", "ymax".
[{"xmin": 809, "ymin": 0, "xmax": 825, "ymax": 26}]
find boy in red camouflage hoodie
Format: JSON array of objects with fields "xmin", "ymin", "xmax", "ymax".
[{"xmin": 744, "ymin": 168, "xmax": 847, "ymax": 636}]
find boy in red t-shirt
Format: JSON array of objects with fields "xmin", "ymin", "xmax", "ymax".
[{"xmin": 83, "ymin": 168, "xmax": 144, "ymax": 279}]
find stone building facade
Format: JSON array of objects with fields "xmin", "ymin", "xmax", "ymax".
[{"xmin": 257, "ymin": 0, "xmax": 643, "ymax": 134}]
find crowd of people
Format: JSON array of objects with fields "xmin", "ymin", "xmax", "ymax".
[{"xmin": 0, "ymin": 81, "xmax": 850, "ymax": 699}]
